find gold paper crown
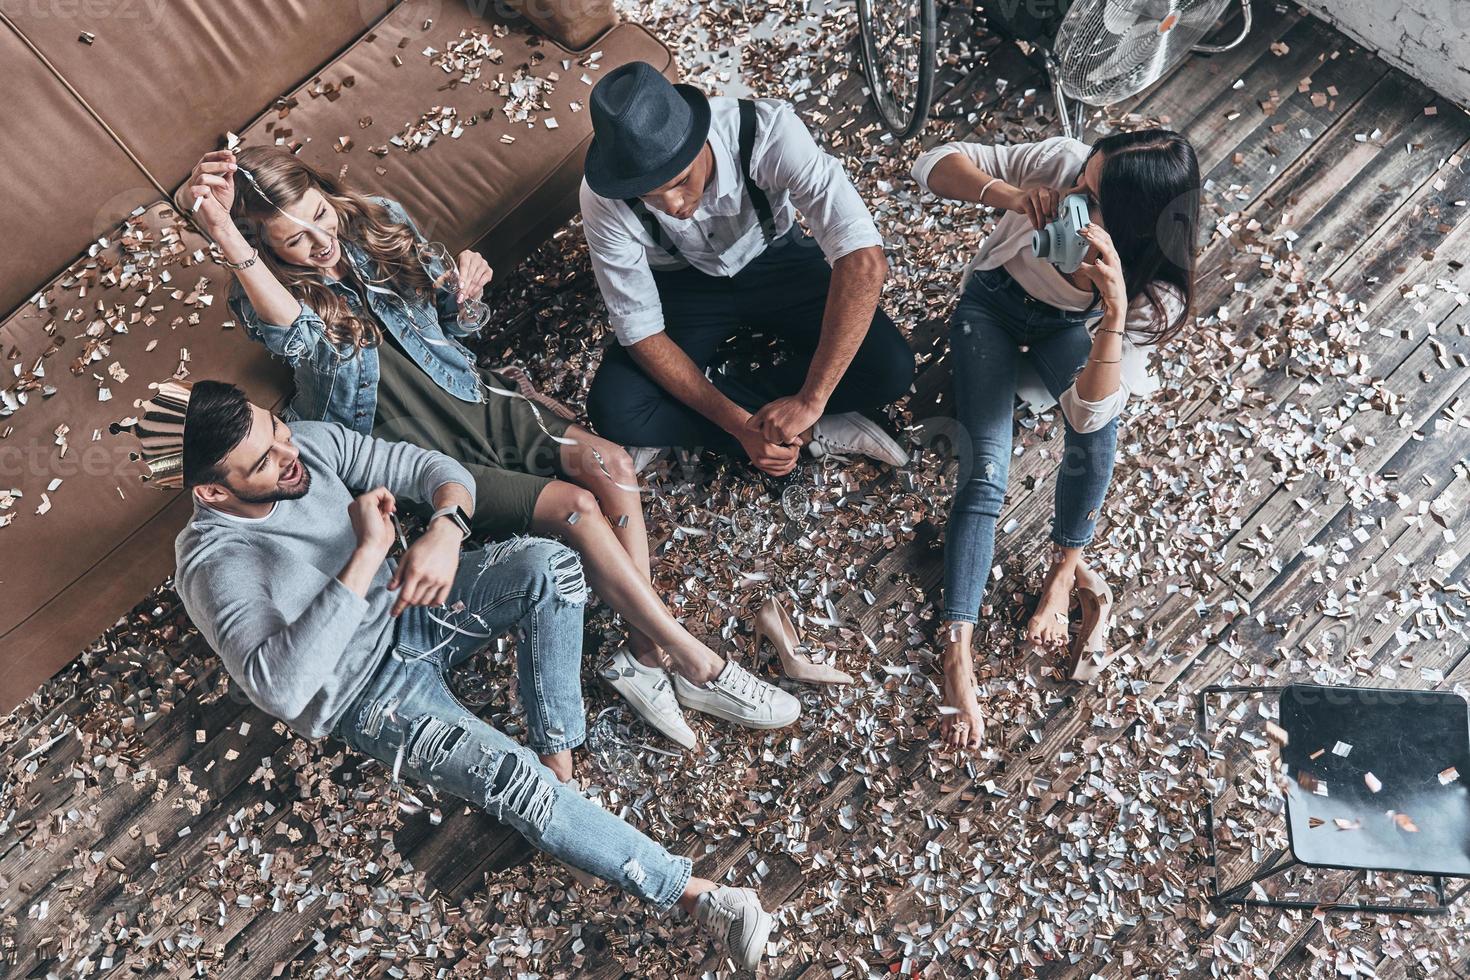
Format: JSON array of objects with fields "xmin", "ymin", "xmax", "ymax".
[{"xmin": 110, "ymin": 379, "xmax": 194, "ymax": 490}]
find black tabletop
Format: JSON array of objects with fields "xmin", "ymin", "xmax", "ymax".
[{"xmin": 1281, "ymin": 684, "xmax": 1470, "ymax": 876}]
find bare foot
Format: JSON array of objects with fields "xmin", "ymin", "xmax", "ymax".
[
  {"xmin": 939, "ymin": 656, "xmax": 985, "ymax": 752},
  {"xmin": 1026, "ymin": 559, "xmax": 1077, "ymax": 649}
]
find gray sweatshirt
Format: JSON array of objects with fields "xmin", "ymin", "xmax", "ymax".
[{"xmin": 174, "ymin": 421, "xmax": 475, "ymax": 738}]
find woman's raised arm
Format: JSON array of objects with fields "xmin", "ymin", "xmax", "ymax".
[{"xmin": 177, "ymin": 150, "xmax": 301, "ymax": 328}]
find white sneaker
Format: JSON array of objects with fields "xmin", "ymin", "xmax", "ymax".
[
  {"xmin": 695, "ymin": 886, "xmax": 775, "ymax": 970},
  {"xmin": 807, "ymin": 412, "xmax": 908, "ymax": 467},
  {"xmin": 628, "ymin": 446, "xmax": 667, "ymax": 473},
  {"xmin": 601, "ymin": 648, "xmax": 698, "ymax": 749},
  {"xmin": 673, "ymin": 660, "xmax": 801, "ymax": 730}
]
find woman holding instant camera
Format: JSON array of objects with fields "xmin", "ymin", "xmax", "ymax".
[{"xmin": 911, "ymin": 130, "xmax": 1200, "ymax": 751}]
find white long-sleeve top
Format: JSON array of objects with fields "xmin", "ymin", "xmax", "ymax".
[{"xmin": 911, "ymin": 136, "xmax": 1184, "ymax": 432}]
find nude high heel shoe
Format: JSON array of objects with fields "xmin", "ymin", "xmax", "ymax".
[
  {"xmin": 752, "ymin": 597, "xmax": 854, "ymax": 686},
  {"xmin": 1064, "ymin": 575, "xmax": 1115, "ymax": 682}
]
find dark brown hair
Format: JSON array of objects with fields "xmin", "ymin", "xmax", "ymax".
[
  {"xmin": 183, "ymin": 381, "xmax": 253, "ymax": 488},
  {"xmin": 1085, "ymin": 128, "xmax": 1199, "ymax": 345}
]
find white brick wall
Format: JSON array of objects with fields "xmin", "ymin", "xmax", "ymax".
[{"xmin": 1297, "ymin": 0, "xmax": 1470, "ymax": 108}]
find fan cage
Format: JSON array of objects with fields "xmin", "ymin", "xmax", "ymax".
[{"xmin": 1053, "ymin": 0, "xmax": 1233, "ymax": 104}]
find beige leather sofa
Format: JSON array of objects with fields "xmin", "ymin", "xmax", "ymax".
[{"xmin": 0, "ymin": 0, "xmax": 674, "ymax": 711}]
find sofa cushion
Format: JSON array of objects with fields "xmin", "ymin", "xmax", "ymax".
[
  {"xmin": 233, "ymin": 1, "xmax": 672, "ymax": 271},
  {"xmin": 0, "ymin": 20, "xmax": 160, "ymax": 320},
  {"xmin": 501, "ymin": 0, "xmax": 618, "ymax": 52},
  {"xmin": 0, "ymin": 202, "xmax": 287, "ymax": 710},
  {"xmin": 1, "ymin": 0, "xmax": 397, "ymax": 192}
]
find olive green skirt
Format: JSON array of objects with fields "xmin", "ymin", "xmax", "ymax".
[{"xmin": 371, "ymin": 333, "xmax": 571, "ymax": 539}]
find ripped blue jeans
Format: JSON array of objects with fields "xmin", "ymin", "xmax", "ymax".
[
  {"xmin": 334, "ymin": 536, "xmax": 692, "ymax": 910},
  {"xmin": 943, "ymin": 268, "xmax": 1119, "ymax": 624}
]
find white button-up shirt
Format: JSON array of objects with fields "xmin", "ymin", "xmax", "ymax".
[
  {"xmin": 912, "ymin": 136, "xmax": 1185, "ymax": 433},
  {"xmin": 581, "ymin": 96, "xmax": 885, "ymax": 347}
]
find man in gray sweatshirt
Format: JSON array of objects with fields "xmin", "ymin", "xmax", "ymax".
[{"xmin": 172, "ymin": 380, "xmax": 776, "ymax": 967}]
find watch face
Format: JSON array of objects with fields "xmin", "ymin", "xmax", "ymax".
[{"xmin": 450, "ymin": 507, "xmax": 471, "ymax": 537}]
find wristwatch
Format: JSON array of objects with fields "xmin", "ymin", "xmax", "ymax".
[{"xmin": 429, "ymin": 504, "xmax": 472, "ymax": 540}]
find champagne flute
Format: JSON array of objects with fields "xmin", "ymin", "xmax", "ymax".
[{"xmin": 417, "ymin": 241, "xmax": 490, "ymax": 331}]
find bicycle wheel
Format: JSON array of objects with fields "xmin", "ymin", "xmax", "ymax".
[{"xmin": 856, "ymin": 0, "xmax": 938, "ymax": 139}]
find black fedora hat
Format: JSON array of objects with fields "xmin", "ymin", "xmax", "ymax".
[{"xmin": 584, "ymin": 61, "xmax": 711, "ymax": 200}]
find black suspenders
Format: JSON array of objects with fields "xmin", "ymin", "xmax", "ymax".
[
  {"xmin": 735, "ymin": 98, "xmax": 777, "ymax": 243},
  {"xmin": 624, "ymin": 98, "xmax": 777, "ymax": 260}
]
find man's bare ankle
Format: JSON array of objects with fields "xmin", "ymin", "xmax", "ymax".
[
  {"xmin": 627, "ymin": 633, "xmax": 663, "ymax": 663},
  {"xmin": 539, "ymin": 752, "xmax": 574, "ymax": 783},
  {"xmin": 944, "ymin": 666, "xmax": 972, "ymax": 688},
  {"xmin": 942, "ymin": 639, "xmax": 974, "ymax": 664},
  {"xmin": 1046, "ymin": 560, "xmax": 1079, "ymax": 580}
]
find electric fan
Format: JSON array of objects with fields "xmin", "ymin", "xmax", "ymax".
[{"xmin": 990, "ymin": 0, "xmax": 1253, "ymax": 137}]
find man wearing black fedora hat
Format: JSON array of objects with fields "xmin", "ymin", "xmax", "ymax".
[{"xmin": 580, "ymin": 61, "xmax": 914, "ymax": 477}]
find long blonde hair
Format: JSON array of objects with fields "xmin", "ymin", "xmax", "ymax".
[{"xmin": 230, "ymin": 146, "xmax": 433, "ymax": 352}]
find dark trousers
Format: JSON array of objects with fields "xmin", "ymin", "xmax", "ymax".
[{"xmin": 586, "ymin": 232, "xmax": 915, "ymax": 452}]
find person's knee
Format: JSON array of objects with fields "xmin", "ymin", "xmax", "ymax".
[
  {"xmin": 547, "ymin": 483, "xmax": 603, "ymax": 527},
  {"xmin": 535, "ymin": 538, "xmax": 588, "ymax": 606},
  {"xmin": 585, "ymin": 367, "xmax": 620, "ymax": 432},
  {"xmin": 955, "ymin": 454, "xmax": 1008, "ymax": 516},
  {"xmin": 881, "ymin": 348, "xmax": 917, "ymax": 402},
  {"xmin": 1059, "ymin": 420, "xmax": 1119, "ymax": 475},
  {"xmin": 587, "ymin": 404, "xmax": 643, "ymax": 449},
  {"xmin": 483, "ymin": 749, "xmax": 558, "ymax": 838},
  {"xmin": 477, "ymin": 535, "xmax": 588, "ymax": 607},
  {"xmin": 588, "ymin": 443, "xmax": 638, "ymax": 491},
  {"xmin": 586, "ymin": 361, "xmax": 647, "ymax": 445}
]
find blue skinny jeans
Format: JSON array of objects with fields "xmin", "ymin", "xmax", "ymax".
[{"xmin": 942, "ymin": 267, "xmax": 1120, "ymax": 624}]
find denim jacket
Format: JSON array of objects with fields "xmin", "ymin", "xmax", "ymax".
[{"xmin": 228, "ymin": 197, "xmax": 484, "ymax": 433}]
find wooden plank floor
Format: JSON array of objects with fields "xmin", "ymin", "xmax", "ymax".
[{"xmin": 5, "ymin": 2, "xmax": 1470, "ymax": 976}]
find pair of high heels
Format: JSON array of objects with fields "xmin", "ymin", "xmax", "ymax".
[{"xmin": 750, "ymin": 597, "xmax": 854, "ymax": 686}]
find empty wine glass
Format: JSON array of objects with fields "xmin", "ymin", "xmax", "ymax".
[
  {"xmin": 417, "ymin": 241, "xmax": 491, "ymax": 331},
  {"xmin": 586, "ymin": 708, "xmax": 644, "ymax": 787}
]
